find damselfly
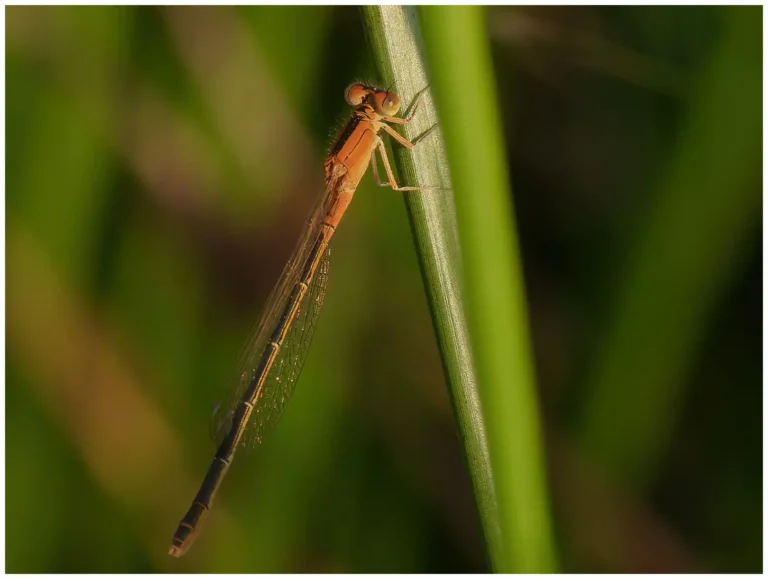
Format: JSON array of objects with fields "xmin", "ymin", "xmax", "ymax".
[{"xmin": 169, "ymin": 83, "xmax": 436, "ymax": 557}]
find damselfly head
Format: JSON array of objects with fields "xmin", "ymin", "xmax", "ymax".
[{"xmin": 345, "ymin": 82, "xmax": 401, "ymax": 116}]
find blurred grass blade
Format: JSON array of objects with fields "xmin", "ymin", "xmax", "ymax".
[
  {"xmin": 362, "ymin": 6, "xmax": 557, "ymax": 572},
  {"xmin": 578, "ymin": 7, "xmax": 762, "ymax": 486}
]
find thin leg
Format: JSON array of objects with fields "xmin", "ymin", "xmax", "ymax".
[
  {"xmin": 375, "ymin": 139, "xmax": 440, "ymax": 192},
  {"xmin": 370, "ymin": 150, "xmax": 383, "ymax": 186},
  {"xmin": 409, "ymin": 123, "xmax": 439, "ymax": 146},
  {"xmin": 381, "ymin": 122, "xmax": 438, "ymax": 149},
  {"xmin": 381, "ymin": 123, "xmax": 415, "ymax": 149}
]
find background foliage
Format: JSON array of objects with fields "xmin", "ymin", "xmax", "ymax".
[{"xmin": 6, "ymin": 6, "xmax": 761, "ymax": 572}]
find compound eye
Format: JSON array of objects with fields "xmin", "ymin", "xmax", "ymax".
[
  {"xmin": 375, "ymin": 92, "xmax": 401, "ymax": 116},
  {"xmin": 345, "ymin": 83, "xmax": 368, "ymax": 106}
]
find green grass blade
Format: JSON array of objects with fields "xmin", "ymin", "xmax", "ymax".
[
  {"xmin": 419, "ymin": 6, "xmax": 557, "ymax": 572},
  {"xmin": 361, "ymin": 5, "xmax": 557, "ymax": 572},
  {"xmin": 360, "ymin": 5, "xmax": 501, "ymax": 571}
]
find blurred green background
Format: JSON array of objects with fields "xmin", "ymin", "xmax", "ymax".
[{"xmin": 6, "ymin": 6, "xmax": 761, "ymax": 573}]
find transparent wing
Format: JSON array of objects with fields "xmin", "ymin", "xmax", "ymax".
[
  {"xmin": 244, "ymin": 247, "xmax": 329, "ymax": 446},
  {"xmin": 210, "ymin": 192, "xmax": 332, "ymax": 449}
]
